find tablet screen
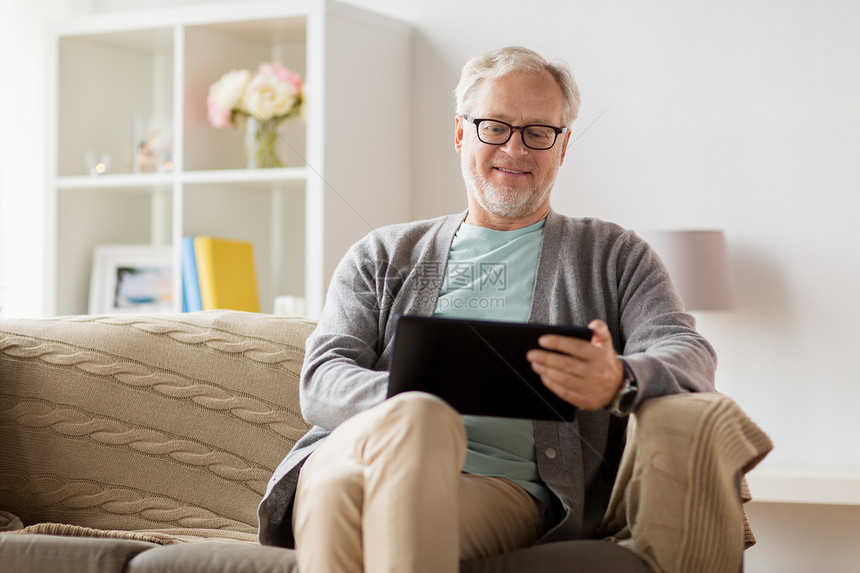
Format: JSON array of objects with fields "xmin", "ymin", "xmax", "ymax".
[{"xmin": 387, "ymin": 315, "xmax": 592, "ymax": 421}]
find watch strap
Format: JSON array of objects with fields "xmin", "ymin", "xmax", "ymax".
[{"xmin": 608, "ymin": 360, "xmax": 638, "ymax": 416}]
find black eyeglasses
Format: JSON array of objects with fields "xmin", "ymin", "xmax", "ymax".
[{"xmin": 461, "ymin": 115, "xmax": 568, "ymax": 150}]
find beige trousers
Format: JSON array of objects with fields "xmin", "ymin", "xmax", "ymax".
[
  {"xmin": 292, "ymin": 392, "xmax": 549, "ymax": 573},
  {"xmin": 293, "ymin": 391, "xmax": 772, "ymax": 573}
]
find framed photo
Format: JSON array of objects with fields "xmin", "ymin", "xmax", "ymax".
[{"xmin": 89, "ymin": 245, "xmax": 174, "ymax": 315}]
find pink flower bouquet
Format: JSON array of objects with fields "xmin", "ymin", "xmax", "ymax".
[{"xmin": 207, "ymin": 63, "xmax": 303, "ymax": 128}]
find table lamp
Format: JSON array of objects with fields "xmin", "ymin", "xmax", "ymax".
[{"xmin": 640, "ymin": 230, "xmax": 736, "ymax": 311}]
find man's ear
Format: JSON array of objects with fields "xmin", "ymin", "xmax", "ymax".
[
  {"xmin": 454, "ymin": 115, "xmax": 464, "ymax": 154},
  {"xmin": 558, "ymin": 129, "xmax": 572, "ymax": 165}
]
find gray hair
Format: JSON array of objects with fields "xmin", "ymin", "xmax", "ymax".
[{"xmin": 454, "ymin": 46, "xmax": 581, "ymax": 126}]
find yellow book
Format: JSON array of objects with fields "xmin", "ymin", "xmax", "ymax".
[{"xmin": 193, "ymin": 237, "xmax": 260, "ymax": 312}]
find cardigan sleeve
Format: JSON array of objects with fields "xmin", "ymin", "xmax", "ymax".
[
  {"xmin": 298, "ymin": 239, "xmax": 393, "ymax": 430},
  {"xmin": 613, "ymin": 229, "xmax": 717, "ymax": 407},
  {"xmin": 297, "ymin": 215, "xmax": 458, "ymax": 430}
]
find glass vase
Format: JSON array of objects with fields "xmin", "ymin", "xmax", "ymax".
[{"xmin": 244, "ymin": 116, "xmax": 283, "ymax": 168}]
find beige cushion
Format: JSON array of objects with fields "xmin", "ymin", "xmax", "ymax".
[
  {"xmin": 0, "ymin": 534, "xmax": 157, "ymax": 573},
  {"xmin": 0, "ymin": 311, "xmax": 315, "ymax": 542},
  {"xmin": 126, "ymin": 542, "xmax": 299, "ymax": 573}
]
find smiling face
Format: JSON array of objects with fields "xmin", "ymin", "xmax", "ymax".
[{"xmin": 455, "ymin": 71, "xmax": 571, "ymax": 230}]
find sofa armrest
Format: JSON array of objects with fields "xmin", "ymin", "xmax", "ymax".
[{"xmin": 0, "ymin": 311, "xmax": 315, "ymax": 537}]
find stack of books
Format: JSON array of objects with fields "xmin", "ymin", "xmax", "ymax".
[{"xmin": 182, "ymin": 236, "xmax": 260, "ymax": 313}]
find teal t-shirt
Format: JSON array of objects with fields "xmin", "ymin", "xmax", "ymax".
[{"xmin": 434, "ymin": 219, "xmax": 552, "ymax": 508}]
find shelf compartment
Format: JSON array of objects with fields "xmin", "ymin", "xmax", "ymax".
[
  {"xmin": 183, "ymin": 16, "xmax": 308, "ymax": 173},
  {"xmin": 57, "ymin": 28, "xmax": 174, "ymax": 178},
  {"xmin": 182, "ymin": 180, "xmax": 305, "ymax": 314},
  {"xmin": 57, "ymin": 187, "xmax": 172, "ymax": 316}
]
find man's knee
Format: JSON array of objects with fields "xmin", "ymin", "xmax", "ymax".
[
  {"xmin": 633, "ymin": 392, "xmax": 738, "ymax": 442},
  {"xmin": 382, "ymin": 392, "xmax": 464, "ymax": 434},
  {"xmin": 629, "ymin": 392, "xmax": 770, "ymax": 495},
  {"xmin": 357, "ymin": 392, "xmax": 466, "ymax": 464}
]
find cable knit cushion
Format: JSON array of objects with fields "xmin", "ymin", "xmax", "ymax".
[{"xmin": 0, "ymin": 311, "xmax": 315, "ymax": 544}]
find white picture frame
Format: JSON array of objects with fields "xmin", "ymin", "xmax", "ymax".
[{"xmin": 88, "ymin": 245, "xmax": 174, "ymax": 315}]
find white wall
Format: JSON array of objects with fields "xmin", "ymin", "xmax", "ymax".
[
  {"xmin": 354, "ymin": 0, "xmax": 860, "ymax": 474},
  {"xmin": 0, "ymin": 0, "xmax": 98, "ymax": 316},
  {"xmin": 2, "ymin": 0, "xmax": 859, "ymax": 569},
  {"xmin": 1, "ymin": 1, "xmax": 47, "ymax": 316}
]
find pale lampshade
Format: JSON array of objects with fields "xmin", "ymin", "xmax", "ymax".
[{"xmin": 640, "ymin": 230, "xmax": 736, "ymax": 311}]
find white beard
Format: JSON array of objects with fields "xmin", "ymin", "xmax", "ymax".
[{"xmin": 462, "ymin": 161, "xmax": 552, "ymax": 220}]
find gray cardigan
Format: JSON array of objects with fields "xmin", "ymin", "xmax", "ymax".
[{"xmin": 258, "ymin": 210, "xmax": 716, "ymax": 548}]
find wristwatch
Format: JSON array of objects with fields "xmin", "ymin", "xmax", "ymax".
[{"xmin": 608, "ymin": 361, "xmax": 638, "ymax": 417}]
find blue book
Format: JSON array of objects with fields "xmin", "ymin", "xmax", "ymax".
[{"xmin": 182, "ymin": 236, "xmax": 203, "ymax": 312}]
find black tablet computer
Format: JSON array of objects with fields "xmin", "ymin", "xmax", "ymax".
[{"xmin": 387, "ymin": 315, "xmax": 593, "ymax": 421}]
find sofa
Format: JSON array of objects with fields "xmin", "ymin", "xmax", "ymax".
[{"xmin": 0, "ymin": 311, "xmax": 772, "ymax": 572}]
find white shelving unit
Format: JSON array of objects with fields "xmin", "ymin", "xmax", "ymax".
[{"xmin": 46, "ymin": 0, "xmax": 412, "ymax": 317}]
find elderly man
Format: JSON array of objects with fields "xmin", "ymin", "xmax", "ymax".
[{"xmin": 258, "ymin": 46, "xmax": 725, "ymax": 572}]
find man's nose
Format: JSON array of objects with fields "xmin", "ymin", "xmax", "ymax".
[{"xmin": 501, "ymin": 129, "xmax": 530, "ymax": 155}]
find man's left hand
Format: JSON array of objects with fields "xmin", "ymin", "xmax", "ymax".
[{"xmin": 526, "ymin": 319, "xmax": 624, "ymax": 411}]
